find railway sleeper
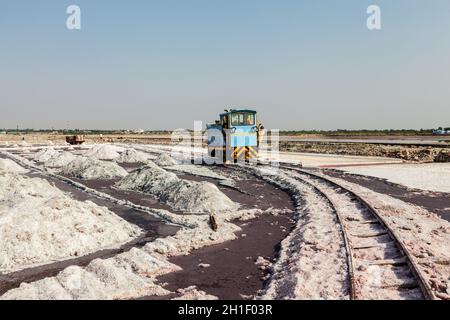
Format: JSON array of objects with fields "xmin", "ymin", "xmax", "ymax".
[
  {"xmin": 351, "ymin": 231, "xmax": 388, "ymax": 238},
  {"xmin": 380, "ymin": 281, "xmax": 420, "ymax": 290},
  {"xmin": 368, "ymin": 257, "xmax": 407, "ymax": 266},
  {"xmin": 358, "ymin": 219, "xmax": 381, "ymax": 225},
  {"xmin": 352, "ymin": 242, "xmax": 394, "ymax": 250}
]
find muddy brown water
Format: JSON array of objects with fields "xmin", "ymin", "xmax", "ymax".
[{"xmin": 323, "ymin": 169, "xmax": 450, "ymax": 222}]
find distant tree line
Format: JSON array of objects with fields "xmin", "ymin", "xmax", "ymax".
[
  {"xmin": 279, "ymin": 129, "xmax": 440, "ymax": 136},
  {"xmin": 0, "ymin": 129, "xmax": 172, "ymax": 135},
  {"xmin": 1, "ymin": 128, "xmax": 448, "ymax": 136}
]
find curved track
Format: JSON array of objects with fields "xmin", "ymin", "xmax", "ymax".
[{"xmin": 277, "ymin": 165, "xmax": 435, "ymax": 300}]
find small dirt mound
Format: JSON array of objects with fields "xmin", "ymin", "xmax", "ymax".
[
  {"xmin": 0, "ymin": 159, "xmax": 28, "ymax": 174},
  {"xmin": 61, "ymin": 157, "xmax": 128, "ymax": 180},
  {"xmin": 115, "ymin": 162, "xmax": 238, "ymax": 214}
]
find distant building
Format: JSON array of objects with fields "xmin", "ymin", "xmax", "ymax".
[{"xmin": 432, "ymin": 129, "xmax": 450, "ymax": 135}]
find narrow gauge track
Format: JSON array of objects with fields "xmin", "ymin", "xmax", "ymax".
[{"xmin": 276, "ymin": 165, "xmax": 435, "ymax": 300}]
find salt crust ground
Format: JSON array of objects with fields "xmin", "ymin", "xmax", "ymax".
[
  {"xmin": 339, "ymin": 163, "xmax": 450, "ymax": 193},
  {"xmin": 61, "ymin": 156, "xmax": 129, "ymax": 180},
  {"xmin": 246, "ymin": 166, "xmax": 349, "ymax": 300},
  {"xmin": 1, "ymin": 150, "xmax": 284, "ymax": 299},
  {"xmin": 116, "ymin": 148, "xmax": 152, "ymax": 163},
  {"xmin": 326, "ymin": 174, "xmax": 450, "ymax": 300},
  {"xmin": 44, "ymin": 151, "xmax": 77, "ymax": 168},
  {"xmin": 0, "ymin": 173, "xmax": 141, "ymax": 274},
  {"xmin": 247, "ymin": 165, "xmax": 450, "ymax": 300},
  {"xmin": 1, "ymin": 202, "xmax": 282, "ymax": 299},
  {"xmin": 0, "ymin": 159, "xmax": 28, "ymax": 174},
  {"xmin": 116, "ymin": 162, "xmax": 238, "ymax": 214},
  {"xmin": 5, "ymin": 147, "xmax": 449, "ymax": 299},
  {"xmin": 83, "ymin": 144, "xmax": 125, "ymax": 161}
]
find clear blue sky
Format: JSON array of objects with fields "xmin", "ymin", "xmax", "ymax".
[{"xmin": 1, "ymin": 1, "xmax": 449, "ymax": 130}]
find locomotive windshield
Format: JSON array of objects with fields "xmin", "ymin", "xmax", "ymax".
[{"xmin": 231, "ymin": 112, "xmax": 255, "ymax": 126}]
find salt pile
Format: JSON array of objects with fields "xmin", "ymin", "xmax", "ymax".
[
  {"xmin": 84, "ymin": 144, "xmax": 125, "ymax": 160},
  {"xmin": 44, "ymin": 151, "xmax": 77, "ymax": 168},
  {"xmin": 154, "ymin": 153, "xmax": 179, "ymax": 166},
  {"xmin": 1, "ymin": 247, "xmax": 178, "ymax": 300},
  {"xmin": 61, "ymin": 157, "xmax": 129, "ymax": 180},
  {"xmin": 0, "ymin": 174, "xmax": 141, "ymax": 273},
  {"xmin": 33, "ymin": 148, "xmax": 59, "ymax": 162},
  {"xmin": 20, "ymin": 141, "xmax": 31, "ymax": 147},
  {"xmin": 166, "ymin": 164, "xmax": 234, "ymax": 185},
  {"xmin": 0, "ymin": 159, "xmax": 28, "ymax": 174},
  {"xmin": 116, "ymin": 162, "xmax": 238, "ymax": 213},
  {"xmin": 116, "ymin": 148, "xmax": 151, "ymax": 163}
]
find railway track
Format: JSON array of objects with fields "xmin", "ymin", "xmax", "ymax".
[{"xmin": 276, "ymin": 165, "xmax": 435, "ymax": 300}]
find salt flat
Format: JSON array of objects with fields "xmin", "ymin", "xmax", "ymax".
[
  {"xmin": 262, "ymin": 151, "xmax": 403, "ymax": 168},
  {"xmin": 338, "ymin": 163, "xmax": 450, "ymax": 193}
]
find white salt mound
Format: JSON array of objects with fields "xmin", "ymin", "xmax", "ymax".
[
  {"xmin": 167, "ymin": 164, "xmax": 233, "ymax": 183},
  {"xmin": 44, "ymin": 151, "xmax": 77, "ymax": 168},
  {"xmin": 116, "ymin": 162, "xmax": 238, "ymax": 214},
  {"xmin": 116, "ymin": 148, "xmax": 151, "ymax": 163},
  {"xmin": 33, "ymin": 148, "xmax": 59, "ymax": 163},
  {"xmin": 20, "ymin": 141, "xmax": 31, "ymax": 147},
  {"xmin": 154, "ymin": 153, "xmax": 178, "ymax": 166},
  {"xmin": 84, "ymin": 145, "xmax": 125, "ymax": 160},
  {"xmin": 0, "ymin": 174, "xmax": 141, "ymax": 273},
  {"xmin": 61, "ymin": 156, "xmax": 129, "ymax": 180},
  {"xmin": 0, "ymin": 159, "xmax": 28, "ymax": 174},
  {"xmin": 1, "ymin": 247, "xmax": 178, "ymax": 300}
]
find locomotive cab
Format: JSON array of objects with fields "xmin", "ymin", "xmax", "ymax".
[{"xmin": 207, "ymin": 109, "xmax": 262, "ymax": 163}]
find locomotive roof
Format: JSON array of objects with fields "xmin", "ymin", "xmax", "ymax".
[{"xmin": 220, "ymin": 109, "xmax": 257, "ymax": 116}]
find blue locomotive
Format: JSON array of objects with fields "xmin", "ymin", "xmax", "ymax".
[{"xmin": 206, "ymin": 109, "xmax": 264, "ymax": 162}]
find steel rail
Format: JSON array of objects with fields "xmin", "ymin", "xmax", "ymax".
[{"xmin": 280, "ymin": 165, "xmax": 436, "ymax": 300}]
